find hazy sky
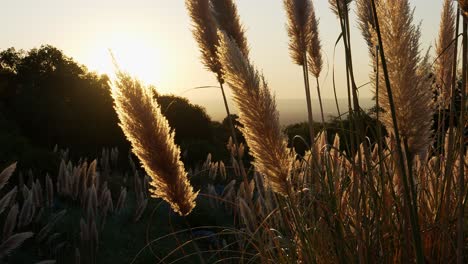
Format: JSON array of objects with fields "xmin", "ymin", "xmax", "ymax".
[{"xmin": 0, "ymin": 0, "xmax": 444, "ymax": 102}]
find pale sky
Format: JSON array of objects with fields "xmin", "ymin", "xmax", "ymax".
[{"xmin": 0, "ymin": 0, "xmax": 443, "ymax": 103}]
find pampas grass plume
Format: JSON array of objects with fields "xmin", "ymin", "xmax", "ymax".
[
  {"xmin": 111, "ymin": 70, "xmax": 197, "ymax": 216},
  {"xmin": 371, "ymin": 0, "xmax": 433, "ymax": 156},
  {"xmin": 356, "ymin": 0, "xmax": 377, "ymax": 55},
  {"xmin": 0, "ymin": 232, "xmax": 33, "ymax": 260},
  {"xmin": 186, "ymin": 0, "xmax": 222, "ymax": 80},
  {"xmin": 210, "ymin": 0, "xmax": 249, "ymax": 57},
  {"xmin": 284, "ymin": 0, "xmax": 311, "ymax": 65},
  {"xmin": 0, "ymin": 187, "xmax": 17, "ymax": 215},
  {"xmin": 0, "ymin": 163, "xmax": 16, "ymax": 191},
  {"xmin": 307, "ymin": 0, "xmax": 322, "ymax": 77},
  {"xmin": 3, "ymin": 204, "xmax": 19, "ymax": 241},
  {"xmin": 436, "ymin": 0, "xmax": 456, "ymax": 107},
  {"xmin": 217, "ymin": 32, "xmax": 292, "ymax": 196}
]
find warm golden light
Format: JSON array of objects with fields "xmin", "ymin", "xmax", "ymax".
[{"xmin": 88, "ymin": 32, "xmax": 166, "ymax": 92}]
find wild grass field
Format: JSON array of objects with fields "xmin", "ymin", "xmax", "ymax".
[{"xmin": 0, "ymin": 0, "xmax": 467, "ymax": 263}]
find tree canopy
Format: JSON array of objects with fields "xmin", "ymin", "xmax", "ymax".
[{"xmin": 0, "ymin": 45, "xmax": 228, "ymax": 171}]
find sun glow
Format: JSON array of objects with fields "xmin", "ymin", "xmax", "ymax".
[{"xmin": 87, "ymin": 32, "xmax": 166, "ymax": 92}]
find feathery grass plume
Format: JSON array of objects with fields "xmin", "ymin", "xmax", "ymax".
[
  {"xmin": 36, "ymin": 210, "xmax": 67, "ymax": 243},
  {"xmin": 3, "ymin": 204, "xmax": 19, "ymax": 241},
  {"xmin": 18, "ymin": 190, "xmax": 34, "ymax": 228},
  {"xmin": 356, "ymin": 0, "xmax": 377, "ymax": 55},
  {"xmin": 115, "ymin": 187, "xmax": 127, "ymax": 213},
  {"xmin": 45, "ymin": 174, "xmax": 54, "ymax": 208},
  {"xmin": 111, "ymin": 70, "xmax": 197, "ymax": 216},
  {"xmin": 21, "ymin": 186, "xmax": 29, "ymax": 201},
  {"xmin": 86, "ymin": 185, "xmax": 97, "ymax": 220},
  {"xmin": 86, "ymin": 160, "xmax": 97, "ymax": 188},
  {"xmin": 459, "ymin": 0, "xmax": 468, "ymax": 18},
  {"xmin": 133, "ymin": 198, "xmax": 148, "ymax": 222},
  {"xmin": 0, "ymin": 163, "xmax": 16, "ymax": 191},
  {"xmin": 33, "ymin": 179, "xmax": 43, "ymax": 207},
  {"xmin": 0, "ymin": 187, "xmax": 17, "ymax": 215},
  {"xmin": 329, "ymin": 0, "xmax": 351, "ymax": 18},
  {"xmin": 284, "ymin": 0, "xmax": 318, "ymax": 139},
  {"xmin": 435, "ymin": 0, "xmax": 456, "ymax": 107},
  {"xmin": 186, "ymin": 0, "xmax": 222, "ymax": 81},
  {"xmin": 371, "ymin": 0, "xmax": 433, "ymax": 156},
  {"xmin": 307, "ymin": 0, "xmax": 325, "ymax": 123},
  {"xmin": 284, "ymin": 0, "xmax": 311, "ymax": 65},
  {"xmin": 217, "ymin": 32, "xmax": 292, "ymax": 196},
  {"xmin": 187, "ymin": 0, "xmax": 244, "ymax": 172},
  {"xmin": 210, "ymin": 0, "xmax": 249, "ymax": 57},
  {"xmin": 0, "ymin": 232, "xmax": 33, "ymax": 260},
  {"xmin": 307, "ymin": 1, "xmax": 322, "ymax": 78}
]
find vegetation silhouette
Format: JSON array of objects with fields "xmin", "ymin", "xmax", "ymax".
[{"xmin": 0, "ymin": 45, "xmax": 238, "ymax": 173}]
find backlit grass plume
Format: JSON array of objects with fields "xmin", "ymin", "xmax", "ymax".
[
  {"xmin": 283, "ymin": 0, "xmax": 320, "ymax": 137},
  {"xmin": 306, "ymin": 0, "xmax": 325, "ymax": 123},
  {"xmin": 284, "ymin": 0, "xmax": 311, "ymax": 65},
  {"xmin": 186, "ymin": 0, "xmax": 246, "ymax": 168},
  {"xmin": 370, "ymin": 0, "xmax": 433, "ymax": 156},
  {"xmin": 435, "ymin": 0, "xmax": 456, "ymax": 107},
  {"xmin": 217, "ymin": 32, "xmax": 292, "ymax": 196},
  {"xmin": 210, "ymin": 0, "xmax": 249, "ymax": 57},
  {"xmin": 111, "ymin": 70, "xmax": 197, "ymax": 216},
  {"xmin": 186, "ymin": 0, "xmax": 222, "ymax": 81},
  {"xmin": 307, "ymin": 1, "xmax": 322, "ymax": 78},
  {"xmin": 356, "ymin": 0, "xmax": 377, "ymax": 55}
]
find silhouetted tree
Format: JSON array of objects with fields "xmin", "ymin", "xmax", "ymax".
[
  {"xmin": 0, "ymin": 45, "xmax": 232, "ymax": 170},
  {"xmin": 0, "ymin": 45, "xmax": 126, "ymax": 160}
]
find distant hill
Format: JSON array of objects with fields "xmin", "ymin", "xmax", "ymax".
[{"xmin": 189, "ymin": 97, "xmax": 375, "ymax": 125}]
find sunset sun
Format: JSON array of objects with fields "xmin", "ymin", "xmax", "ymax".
[{"xmin": 89, "ymin": 32, "xmax": 166, "ymax": 91}]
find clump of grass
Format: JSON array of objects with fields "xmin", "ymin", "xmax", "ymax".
[
  {"xmin": 370, "ymin": 0, "xmax": 433, "ymax": 157},
  {"xmin": 111, "ymin": 70, "xmax": 197, "ymax": 216},
  {"xmin": 283, "ymin": 0, "xmax": 320, "ymax": 142},
  {"xmin": 179, "ymin": 1, "xmax": 468, "ymax": 263}
]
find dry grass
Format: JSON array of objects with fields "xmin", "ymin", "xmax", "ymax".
[
  {"xmin": 178, "ymin": 0, "xmax": 467, "ymax": 263},
  {"xmin": 370, "ymin": 0, "xmax": 433, "ymax": 156},
  {"xmin": 435, "ymin": 0, "xmax": 456, "ymax": 108},
  {"xmin": 217, "ymin": 32, "xmax": 293, "ymax": 196},
  {"xmin": 210, "ymin": 0, "xmax": 249, "ymax": 58},
  {"xmin": 185, "ymin": 0, "xmax": 222, "ymax": 81},
  {"xmin": 306, "ymin": 1, "xmax": 322, "ymax": 78},
  {"xmin": 111, "ymin": 70, "xmax": 197, "ymax": 216},
  {"xmin": 3, "ymin": 1, "xmax": 459, "ymax": 263},
  {"xmin": 284, "ymin": 0, "xmax": 311, "ymax": 66},
  {"xmin": 356, "ymin": 0, "xmax": 377, "ymax": 56}
]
